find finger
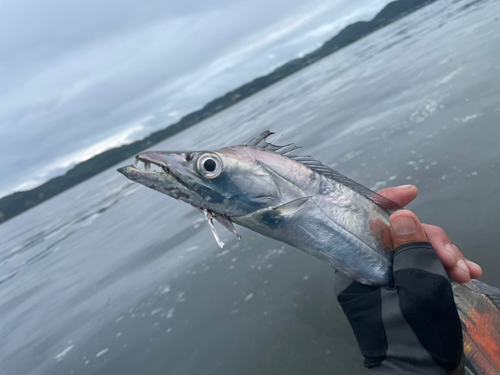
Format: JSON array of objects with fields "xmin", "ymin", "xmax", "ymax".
[
  {"xmin": 422, "ymin": 224, "xmax": 482, "ymax": 282},
  {"xmin": 422, "ymin": 224, "xmax": 470, "ymax": 283},
  {"xmin": 377, "ymin": 185, "xmax": 419, "ymax": 207},
  {"xmin": 465, "ymin": 258, "xmax": 483, "ymax": 280},
  {"xmin": 421, "ymin": 224, "xmax": 457, "ymax": 268},
  {"xmin": 453, "ymin": 244, "xmax": 482, "ymax": 280},
  {"xmin": 446, "ymin": 246, "xmax": 473, "ymax": 283},
  {"xmin": 390, "ymin": 210, "xmax": 428, "ymax": 249}
]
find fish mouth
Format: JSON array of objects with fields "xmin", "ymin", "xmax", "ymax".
[
  {"xmin": 118, "ymin": 152, "xmax": 188, "ymax": 187},
  {"xmin": 117, "ymin": 151, "xmax": 196, "ymax": 203},
  {"xmin": 116, "ymin": 159, "xmax": 168, "ymax": 177},
  {"xmin": 131, "ymin": 153, "xmax": 172, "ymax": 174}
]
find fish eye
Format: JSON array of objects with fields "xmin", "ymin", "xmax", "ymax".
[
  {"xmin": 197, "ymin": 153, "xmax": 223, "ymax": 179},
  {"xmin": 204, "ymin": 159, "xmax": 216, "ymax": 172}
]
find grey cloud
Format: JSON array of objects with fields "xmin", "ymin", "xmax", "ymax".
[{"xmin": 0, "ymin": 0, "xmax": 388, "ymax": 197}]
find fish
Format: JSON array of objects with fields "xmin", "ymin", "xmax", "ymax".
[{"xmin": 118, "ymin": 130, "xmax": 500, "ymax": 374}]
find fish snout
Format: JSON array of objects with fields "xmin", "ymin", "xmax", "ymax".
[{"xmin": 117, "ymin": 165, "xmax": 136, "ymax": 177}]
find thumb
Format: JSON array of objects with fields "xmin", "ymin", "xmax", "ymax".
[{"xmin": 390, "ymin": 210, "xmax": 428, "ymax": 249}]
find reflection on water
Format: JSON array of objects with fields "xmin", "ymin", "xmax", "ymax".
[
  {"xmin": 1, "ymin": 0, "xmax": 499, "ymax": 374},
  {"xmin": 0, "ymin": 180, "xmax": 140, "ymax": 285}
]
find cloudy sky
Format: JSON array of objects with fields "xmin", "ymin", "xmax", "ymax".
[{"xmin": 0, "ymin": 0, "xmax": 390, "ymax": 198}]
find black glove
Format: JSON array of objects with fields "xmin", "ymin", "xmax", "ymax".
[{"xmin": 334, "ymin": 242, "xmax": 464, "ymax": 375}]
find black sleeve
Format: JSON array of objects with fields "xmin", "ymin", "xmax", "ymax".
[
  {"xmin": 334, "ymin": 242, "xmax": 464, "ymax": 375},
  {"xmin": 392, "ymin": 242, "xmax": 463, "ymax": 372}
]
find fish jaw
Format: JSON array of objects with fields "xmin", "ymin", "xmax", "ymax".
[{"xmin": 117, "ymin": 152, "xmax": 205, "ymax": 207}]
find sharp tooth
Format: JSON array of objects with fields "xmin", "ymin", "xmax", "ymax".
[
  {"xmin": 134, "ymin": 160, "xmax": 147, "ymax": 170},
  {"xmin": 147, "ymin": 163, "xmax": 164, "ymax": 173},
  {"xmin": 145, "ymin": 162, "xmax": 150, "ymax": 171}
]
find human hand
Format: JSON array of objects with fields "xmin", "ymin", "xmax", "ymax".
[
  {"xmin": 335, "ymin": 191, "xmax": 465, "ymax": 373},
  {"xmin": 376, "ymin": 185, "xmax": 482, "ymax": 283}
]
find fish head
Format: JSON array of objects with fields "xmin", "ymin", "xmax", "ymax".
[{"xmin": 117, "ymin": 145, "xmax": 304, "ymax": 218}]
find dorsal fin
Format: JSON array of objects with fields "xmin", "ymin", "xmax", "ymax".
[
  {"xmin": 246, "ymin": 131, "xmax": 273, "ymax": 147},
  {"xmin": 246, "ymin": 131, "xmax": 301, "ymax": 155},
  {"xmin": 245, "ymin": 131, "xmax": 402, "ymax": 212}
]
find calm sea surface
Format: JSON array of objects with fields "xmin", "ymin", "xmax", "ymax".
[{"xmin": 1, "ymin": 0, "xmax": 500, "ymax": 373}]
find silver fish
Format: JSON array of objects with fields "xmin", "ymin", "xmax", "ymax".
[{"xmin": 118, "ymin": 131, "xmax": 500, "ymax": 374}]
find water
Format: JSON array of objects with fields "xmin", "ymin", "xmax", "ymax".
[{"xmin": 1, "ymin": 0, "xmax": 500, "ymax": 373}]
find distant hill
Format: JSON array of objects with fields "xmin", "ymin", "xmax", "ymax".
[{"xmin": 0, "ymin": 0, "xmax": 436, "ymax": 224}]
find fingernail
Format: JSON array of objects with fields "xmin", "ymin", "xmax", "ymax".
[
  {"xmin": 444, "ymin": 244, "xmax": 455, "ymax": 255},
  {"xmin": 398, "ymin": 184, "xmax": 414, "ymax": 189},
  {"xmin": 392, "ymin": 216, "xmax": 418, "ymax": 235},
  {"xmin": 457, "ymin": 259, "xmax": 470, "ymax": 275}
]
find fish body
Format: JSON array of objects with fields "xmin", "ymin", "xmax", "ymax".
[
  {"xmin": 218, "ymin": 144, "xmax": 396, "ymax": 286},
  {"xmin": 118, "ymin": 131, "xmax": 500, "ymax": 374}
]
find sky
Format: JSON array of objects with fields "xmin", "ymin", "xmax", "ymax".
[{"xmin": 0, "ymin": 0, "xmax": 390, "ymax": 198}]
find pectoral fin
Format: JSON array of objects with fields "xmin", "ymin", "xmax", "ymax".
[{"xmin": 232, "ymin": 197, "xmax": 310, "ymax": 230}]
